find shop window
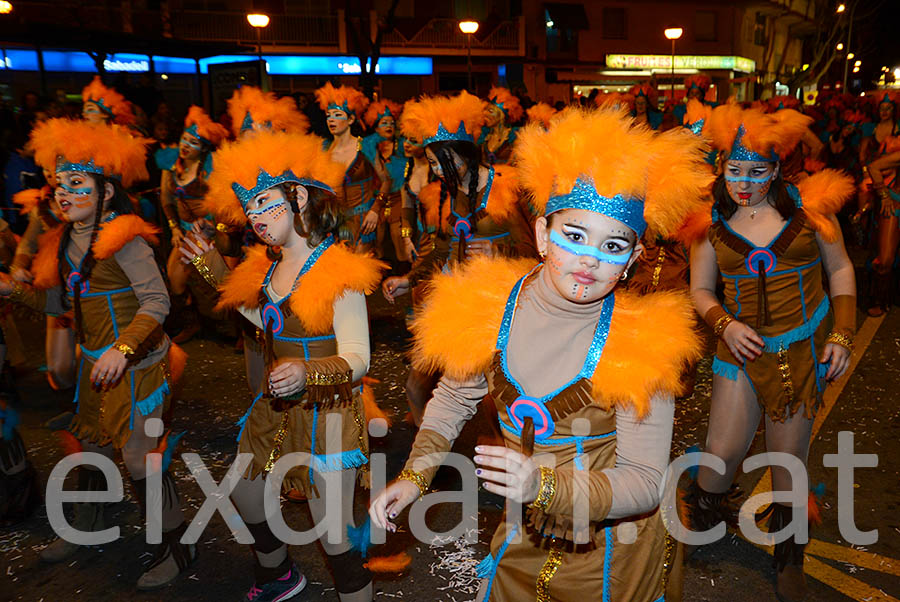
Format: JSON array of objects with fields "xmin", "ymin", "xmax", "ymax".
[
  {"xmin": 602, "ymin": 7, "xmax": 627, "ymax": 40},
  {"xmin": 695, "ymin": 10, "xmax": 717, "ymax": 42}
]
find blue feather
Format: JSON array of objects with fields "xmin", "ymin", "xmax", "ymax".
[
  {"xmin": 161, "ymin": 430, "xmax": 187, "ymax": 472},
  {"xmin": 347, "ymin": 516, "xmax": 372, "ymax": 558},
  {"xmin": 685, "ymin": 445, "xmax": 702, "ymax": 481},
  {"xmin": 812, "ymin": 482, "xmax": 826, "ymax": 499},
  {"xmin": 0, "ymin": 406, "xmax": 19, "ymax": 440}
]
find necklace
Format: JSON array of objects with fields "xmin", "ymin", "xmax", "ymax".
[{"xmin": 750, "ymin": 208, "xmax": 758, "ymax": 219}]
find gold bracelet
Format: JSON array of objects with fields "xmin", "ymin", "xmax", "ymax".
[
  {"xmin": 216, "ymin": 222, "xmax": 227, "ymax": 232},
  {"xmin": 306, "ymin": 370, "xmax": 351, "ymax": 386},
  {"xmin": 9, "ymin": 282, "xmax": 25, "ymax": 302},
  {"xmin": 825, "ymin": 331, "xmax": 854, "ymax": 351},
  {"xmin": 713, "ymin": 314, "xmax": 735, "ymax": 337},
  {"xmin": 114, "ymin": 342, "xmax": 135, "ymax": 357},
  {"xmin": 190, "ymin": 253, "xmax": 218, "ymax": 288},
  {"xmin": 400, "ymin": 227, "xmax": 413, "ymax": 239},
  {"xmin": 397, "ymin": 469, "xmax": 428, "ymax": 499},
  {"xmin": 529, "ymin": 466, "xmax": 557, "ymax": 511},
  {"xmin": 167, "ymin": 219, "xmax": 178, "ymax": 230}
]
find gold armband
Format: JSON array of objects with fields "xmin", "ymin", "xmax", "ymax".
[
  {"xmin": 713, "ymin": 314, "xmax": 735, "ymax": 338},
  {"xmin": 9, "ymin": 282, "xmax": 25, "ymax": 302},
  {"xmin": 114, "ymin": 342, "xmax": 135, "ymax": 357},
  {"xmin": 400, "ymin": 227, "xmax": 413, "ymax": 239},
  {"xmin": 216, "ymin": 222, "xmax": 228, "ymax": 232},
  {"xmin": 529, "ymin": 466, "xmax": 557, "ymax": 511},
  {"xmin": 168, "ymin": 219, "xmax": 178, "ymax": 230},
  {"xmin": 397, "ymin": 469, "xmax": 428, "ymax": 499},
  {"xmin": 190, "ymin": 253, "xmax": 218, "ymax": 288},
  {"xmin": 825, "ymin": 331, "xmax": 854, "ymax": 351},
  {"xmin": 306, "ymin": 370, "xmax": 351, "ymax": 386}
]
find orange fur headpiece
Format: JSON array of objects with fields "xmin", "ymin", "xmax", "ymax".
[
  {"xmin": 684, "ymin": 98, "xmax": 712, "ymax": 130},
  {"xmin": 766, "ymin": 95, "xmax": 801, "ymax": 113},
  {"xmin": 205, "ymin": 131, "xmax": 344, "ymax": 227},
  {"xmin": 628, "ymin": 84, "xmax": 658, "ymax": 107},
  {"xmin": 31, "ymin": 118, "xmax": 149, "ymax": 188},
  {"xmin": 595, "ymin": 92, "xmax": 633, "ymax": 110},
  {"xmin": 363, "ymin": 99, "xmax": 402, "ymax": 129},
  {"xmin": 866, "ymin": 89, "xmax": 900, "ymax": 111},
  {"xmin": 705, "ymin": 103, "xmax": 812, "ymax": 162},
  {"xmin": 514, "ymin": 106, "xmax": 713, "ymax": 238},
  {"xmin": 315, "ymin": 82, "xmax": 369, "ymax": 117},
  {"xmin": 183, "ymin": 106, "xmax": 228, "ymax": 147},
  {"xmin": 81, "ymin": 76, "xmax": 135, "ymax": 126},
  {"xmin": 400, "ymin": 91, "xmax": 486, "ymax": 146},
  {"xmin": 227, "ymin": 86, "xmax": 309, "ymax": 137},
  {"xmin": 683, "ymin": 74, "xmax": 712, "ymax": 93},
  {"xmin": 487, "ymin": 87, "xmax": 524, "ymax": 123},
  {"xmin": 525, "ymin": 102, "xmax": 557, "ymax": 129}
]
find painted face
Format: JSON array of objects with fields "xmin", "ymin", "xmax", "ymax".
[
  {"xmin": 82, "ymin": 101, "xmax": 109, "ymax": 124},
  {"xmin": 179, "ymin": 132, "xmax": 203, "ymax": 160},
  {"xmin": 403, "ymin": 136, "xmax": 425, "ymax": 158},
  {"xmin": 535, "ymin": 209, "xmax": 641, "ymax": 304},
  {"xmin": 687, "ymin": 87, "xmax": 703, "ymax": 100},
  {"xmin": 634, "ymin": 95, "xmax": 648, "ymax": 115},
  {"xmin": 326, "ymin": 108, "xmax": 352, "ymax": 135},
  {"xmin": 878, "ymin": 101, "xmax": 895, "ymax": 123},
  {"xmin": 54, "ymin": 171, "xmax": 100, "ymax": 222},
  {"xmin": 375, "ymin": 116, "xmax": 395, "ymax": 139},
  {"xmin": 424, "ymin": 146, "xmax": 466, "ymax": 183},
  {"xmin": 724, "ymin": 160, "xmax": 777, "ymax": 207},
  {"xmin": 484, "ymin": 104, "xmax": 504, "ymax": 128},
  {"xmin": 244, "ymin": 185, "xmax": 307, "ymax": 246}
]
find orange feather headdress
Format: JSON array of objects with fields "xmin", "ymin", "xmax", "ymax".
[
  {"xmin": 766, "ymin": 95, "xmax": 801, "ymax": 113},
  {"xmin": 595, "ymin": 92, "xmax": 633, "ymax": 110},
  {"xmin": 315, "ymin": 82, "xmax": 369, "ymax": 117},
  {"xmin": 525, "ymin": 102, "xmax": 557, "ymax": 129},
  {"xmin": 684, "ymin": 98, "xmax": 712, "ymax": 131},
  {"xmin": 628, "ymin": 83, "xmax": 658, "ymax": 107},
  {"xmin": 362, "ymin": 99, "xmax": 402, "ymax": 129},
  {"xmin": 399, "ymin": 91, "xmax": 486, "ymax": 146},
  {"xmin": 487, "ymin": 87, "xmax": 524, "ymax": 123},
  {"xmin": 227, "ymin": 86, "xmax": 309, "ymax": 137},
  {"xmin": 81, "ymin": 76, "xmax": 136, "ymax": 126},
  {"xmin": 865, "ymin": 89, "xmax": 900, "ymax": 111},
  {"xmin": 705, "ymin": 103, "xmax": 812, "ymax": 162},
  {"xmin": 513, "ymin": 106, "xmax": 713, "ymax": 239},
  {"xmin": 684, "ymin": 74, "xmax": 712, "ymax": 93},
  {"xmin": 183, "ymin": 106, "xmax": 228, "ymax": 147},
  {"xmin": 205, "ymin": 131, "xmax": 344, "ymax": 227},
  {"xmin": 31, "ymin": 118, "xmax": 149, "ymax": 188}
]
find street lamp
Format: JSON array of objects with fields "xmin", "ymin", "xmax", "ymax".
[
  {"xmin": 0, "ymin": 2, "xmax": 12, "ymax": 15},
  {"xmin": 847, "ymin": 52, "xmax": 855, "ymax": 60},
  {"xmin": 459, "ymin": 19, "xmax": 479, "ymax": 91},
  {"xmin": 664, "ymin": 28, "xmax": 683, "ymax": 105},
  {"xmin": 247, "ymin": 13, "xmax": 270, "ymax": 87},
  {"xmin": 838, "ymin": 2, "xmax": 856, "ymax": 90},
  {"xmin": 836, "ymin": 3, "xmax": 845, "ymax": 13},
  {"xmin": 836, "ymin": 43, "xmax": 844, "ymax": 51}
]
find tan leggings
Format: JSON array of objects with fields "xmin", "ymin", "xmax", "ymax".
[{"xmin": 45, "ymin": 317, "xmax": 76, "ymax": 390}]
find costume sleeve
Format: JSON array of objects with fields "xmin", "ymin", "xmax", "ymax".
[
  {"xmin": 160, "ymin": 171, "xmax": 179, "ymax": 226},
  {"xmin": 544, "ymin": 395, "xmax": 675, "ymax": 521},
  {"xmin": 12, "ymin": 208, "xmax": 44, "ymax": 270},
  {"xmin": 406, "ymin": 233, "xmax": 450, "ymax": 288},
  {"xmin": 192, "ymin": 248, "xmax": 229, "ymax": 290},
  {"xmin": 369, "ymin": 155, "xmax": 391, "ymax": 214},
  {"xmin": 113, "ymin": 237, "xmax": 170, "ymax": 351},
  {"xmin": 402, "ymin": 373, "xmax": 488, "ymax": 486},
  {"xmin": 8, "ymin": 282, "xmax": 51, "ymax": 314},
  {"xmin": 400, "ymin": 186, "xmax": 416, "ymax": 236}
]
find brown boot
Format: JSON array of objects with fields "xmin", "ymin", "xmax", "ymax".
[
  {"xmin": 136, "ymin": 521, "xmax": 198, "ymax": 590},
  {"xmin": 679, "ymin": 480, "xmax": 742, "ymax": 557},
  {"xmin": 764, "ymin": 503, "xmax": 810, "ymax": 602},
  {"xmin": 40, "ymin": 468, "xmax": 107, "ymax": 563}
]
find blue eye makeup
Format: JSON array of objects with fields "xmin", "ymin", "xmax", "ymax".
[
  {"xmin": 549, "ymin": 230, "xmax": 632, "ymax": 265},
  {"xmin": 246, "ymin": 197, "xmax": 286, "ymax": 217},
  {"xmin": 57, "ymin": 182, "xmax": 92, "ymax": 196}
]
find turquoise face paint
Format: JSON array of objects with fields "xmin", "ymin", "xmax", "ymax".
[
  {"xmin": 246, "ymin": 197, "xmax": 286, "ymax": 217},
  {"xmin": 724, "ymin": 173, "xmax": 773, "ymax": 184},
  {"xmin": 180, "ymin": 136, "xmax": 202, "ymax": 150},
  {"xmin": 549, "ymin": 230, "xmax": 632, "ymax": 265},
  {"xmin": 57, "ymin": 182, "xmax": 93, "ymax": 196}
]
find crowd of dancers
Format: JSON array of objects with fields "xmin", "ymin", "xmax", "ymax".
[{"xmin": 0, "ymin": 73, "xmax": 897, "ymax": 602}]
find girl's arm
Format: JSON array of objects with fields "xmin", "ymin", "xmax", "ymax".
[{"xmin": 114, "ymin": 237, "xmax": 171, "ymax": 353}]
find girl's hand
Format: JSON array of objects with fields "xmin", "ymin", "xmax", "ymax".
[
  {"xmin": 465, "ymin": 239, "xmax": 495, "ymax": 258},
  {"xmin": 402, "ymin": 237, "xmax": 417, "ymax": 261},
  {"xmin": 171, "ymin": 227, "xmax": 184, "ymax": 249},
  {"xmin": 721, "ymin": 320, "xmax": 765, "ymax": 363},
  {"xmin": 0, "ymin": 276, "xmax": 14, "ymax": 296},
  {"xmin": 361, "ymin": 210, "xmax": 379, "ymax": 235},
  {"xmin": 474, "ymin": 445, "xmax": 541, "ymax": 505},
  {"xmin": 178, "ymin": 233, "xmax": 213, "ymax": 265},
  {"xmin": 11, "ymin": 267, "xmax": 33, "ymax": 283},
  {"xmin": 369, "ymin": 480, "xmax": 421, "ymax": 533},
  {"xmin": 268, "ymin": 359, "xmax": 307, "ymax": 398},
  {"xmin": 821, "ymin": 342, "xmax": 852, "ymax": 381},
  {"xmin": 90, "ymin": 347, "xmax": 128, "ymax": 388},
  {"xmin": 382, "ymin": 276, "xmax": 410, "ymax": 304},
  {"xmin": 879, "ymin": 190, "xmax": 896, "ymax": 219}
]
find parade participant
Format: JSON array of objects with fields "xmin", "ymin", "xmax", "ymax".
[
  {"xmin": 629, "ymin": 84, "xmax": 663, "ymax": 130},
  {"xmin": 0, "ymin": 118, "xmax": 192, "ymax": 589},
  {"xmin": 863, "ymin": 138, "xmax": 900, "ymax": 316},
  {"xmin": 858, "ymin": 91, "xmax": 900, "ymax": 315},
  {"xmin": 361, "ymin": 99, "xmax": 410, "ymax": 268},
  {"xmin": 823, "ymin": 110, "xmax": 865, "ymax": 176},
  {"xmin": 383, "ymin": 91, "xmax": 536, "ymax": 425},
  {"xmin": 181, "ymin": 130, "xmax": 385, "ymax": 601},
  {"xmin": 478, "ymin": 87, "xmax": 523, "ymax": 165},
  {"xmin": 316, "ymin": 82, "xmax": 391, "ymax": 253},
  {"xmin": 397, "ymin": 121, "xmax": 433, "ymax": 265},
  {"xmin": 371, "ymin": 106, "xmax": 711, "ymax": 601},
  {"xmin": 81, "ymin": 76, "xmax": 136, "ymax": 126},
  {"xmin": 525, "ymin": 102, "xmax": 557, "ymax": 130},
  {"xmin": 672, "ymin": 73, "xmax": 716, "ymax": 126},
  {"xmin": 686, "ymin": 103, "xmax": 856, "ymax": 601},
  {"xmin": 157, "ymin": 106, "xmax": 228, "ymax": 343}
]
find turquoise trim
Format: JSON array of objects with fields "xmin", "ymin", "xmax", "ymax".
[
  {"xmin": 498, "ymin": 418, "xmax": 615, "ymax": 445},
  {"xmin": 311, "ymin": 448, "xmax": 368, "ymax": 473},
  {"xmin": 712, "ymin": 357, "xmax": 739, "ymax": 381},
  {"xmin": 482, "ymin": 524, "xmax": 518, "ymax": 600},
  {"xmin": 80, "ymin": 343, "xmax": 114, "ymax": 361},
  {"xmin": 136, "ymin": 380, "xmax": 170, "ymax": 417},
  {"xmin": 602, "ymin": 526, "xmax": 613, "ymax": 601},
  {"xmin": 760, "ymin": 296, "xmax": 829, "ymax": 353},
  {"xmin": 475, "ymin": 553, "xmax": 494, "ymax": 578},
  {"xmin": 236, "ymin": 392, "xmax": 264, "ymax": 441}
]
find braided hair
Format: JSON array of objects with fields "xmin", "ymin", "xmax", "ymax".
[
  {"xmin": 264, "ymin": 182, "xmax": 344, "ymax": 263},
  {"xmin": 426, "ymin": 140, "xmax": 483, "ymax": 234}
]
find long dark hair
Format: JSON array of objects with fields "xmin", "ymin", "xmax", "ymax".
[
  {"xmin": 266, "ymin": 182, "xmax": 343, "ymax": 261},
  {"xmin": 427, "ymin": 139, "xmax": 484, "ymax": 232},
  {"xmin": 712, "ymin": 169, "xmax": 796, "ymax": 222}
]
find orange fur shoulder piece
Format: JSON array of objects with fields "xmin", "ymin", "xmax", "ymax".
[
  {"xmin": 93, "ymin": 215, "xmax": 161, "ymax": 260},
  {"xmin": 484, "ymin": 165, "xmax": 520, "ymax": 222},
  {"xmin": 796, "ymin": 169, "xmax": 855, "ymax": 243},
  {"xmin": 418, "ymin": 181, "xmax": 443, "ymax": 230},
  {"xmin": 215, "ymin": 245, "xmax": 271, "ymax": 311},
  {"xmin": 288, "ymin": 243, "xmax": 388, "ymax": 335},
  {"xmin": 12, "ymin": 188, "xmax": 44, "ymax": 215},
  {"xmin": 675, "ymin": 201, "xmax": 714, "ymax": 246},
  {"xmin": 32, "ymin": 225, "xmax": 65, "ymax": 290},
  {"xmin": 410, "ymin": 256, "xmax": 536, "ymax": 380},
  {"xmin": 592, "ymin": 290, "xmax": 702, "ymax": 418}
]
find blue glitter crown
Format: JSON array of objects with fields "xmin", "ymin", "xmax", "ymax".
[
  {"xmin": 88, "ymin": 97, "xmax": 114, "ymax": 117},
  {"xmin": 55, "ymin": 157, "xmax": 118, "ymax": 180},
  {"xmin": 240, "ymin": 111, "xmax": 274, "ymax": 133},
  {"xmin": 545, "ymin": 176, "xmax": 647, "ymax": 237},
  {"xmin": 423, "ymin": 121, "xmax": 474, "ymax": 146},
  {"xmin": 728, "ymin": 125, "xmax": 778, "ymax": 162},
  {"xmin": 184, "ymin": 123, "xmax": 212, "ymax": 146},
  {"xmin": 327, "ymin": 101, "xmax": 352, "ymax": 115},
  {"xmin": 688, "ymin": 117, "xmax": 705, "ymax": 136},
  {"xmin": 231, "ymin": 168, "xmax": 335, "ymax": 208}
]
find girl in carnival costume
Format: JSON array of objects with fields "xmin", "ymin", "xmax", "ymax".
[
  {"xmin": 371, "ymin": 106, "xmax": 712, "ymax": 601},
  {"xmin": 361, "ymin": 99, "xmax": 412, "ymax": 269},
  {"xmin": 629, "ymin": 84, "xmax": 663, "ymax": 130},
  {"xmin": 858, "ymin": 90, "xmax": 900, "ymax": 316},
  {"xmin": 81, "ymin": 76, "xmax": 136, "ymax": 126},
  {"xmin": 158, "ymin": 106, "xmax": 228, "ymax": 343},
  {"xmin": 686, "ymin": 103, "xmax": 856, "ymax": 601},
  {"xmin": 396, "ymin": 100, "xmax": 435, "ymax": 269},
  {"xmin": 316, "ymin": 83, "xmax": 392, "ymax": 253},
  {"xmin": 0, "ymin": 118, "xmax": 193, "ymax": 589},
  {"xmin": 180, "ymin": 131, "xmax": 386, "ymax": 601},
  {"xmin": 478, "ymin": 87, "xmax": 523, "ymax": 165},
  {"xmin": 382, "ymin": 91, "xmax": 537, "ymax": 425},
  {"xmin": 672, "ymin": 74, "xmax": 716, "ymax": 126}
]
